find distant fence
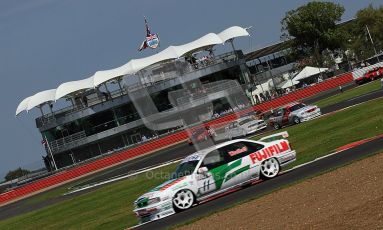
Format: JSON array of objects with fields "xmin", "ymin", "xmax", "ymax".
[{"xmin": 0, "ymin": 72, "xmax": 354, "ymax": 205}]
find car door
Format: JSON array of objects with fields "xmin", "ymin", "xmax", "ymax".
[
  {"xmin": 216, "ymin": 143, "xmax": 252, "ymax": 189},
  {"xmin": 212, "ymin": 142, "xmax": 262, "ymax": 190},
  {"xmin": 231, "ymin": 121, "xmax": 243, "ymax": 137},
  {"xmin": 275, "ymin": 109, "xmax": 283, "ymax": 125},
  {"xmin": 282, "ymin": 108, "xmax": 290, "ymax": 126},
  {"xmin": 196, "ymin": 150, "xmax": 227, "ymax": 196}
]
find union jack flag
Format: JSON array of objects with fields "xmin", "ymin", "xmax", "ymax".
[
  {"xmin": 138, "ymin": 16, "xmax": 160, "ymax": 51},
  {"xmin": 41, "ymin": 139, "xmax": 47, "ymax": 146}
]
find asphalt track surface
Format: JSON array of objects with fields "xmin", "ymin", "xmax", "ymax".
[
  {"xmin": 0, "ymin": 86, "xmax": 382, "ymax": 222},
  {"xmin": 134, "ymin": 136, "xmax": 383, "ymax": 230}
]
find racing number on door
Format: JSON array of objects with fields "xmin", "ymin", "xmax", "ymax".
[
  {"xmin": 202, "ymin": 179, "xmax": 211, "ymax": 192},
  {"xmin": 197, "ymin": 176, "xmax": 216, "ymax": 195}
]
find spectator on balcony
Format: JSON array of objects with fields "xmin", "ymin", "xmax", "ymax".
[
  {"xmin": 207, "ymin": 48, "xmax": 215, "ymax": 59},
  {"xmin": 259, "ymin": 93, "xmax": 265, "ymax": 102},
  {"xmin": 82, "ymin": 95, "xmax": 88, "ymax": 107},
  {"xmin": 254, "ymin": 94, "xmax": 260, "ymax": 104},
  {"xmin": 102, "ymin": 92, "xmax": 110, "ymax": 101},
  {"xmin": 191, "ymin": 55, "xmax": 198, "ymax": 69}
]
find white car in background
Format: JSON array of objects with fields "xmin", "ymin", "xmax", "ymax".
[
  {"xmin": 225, "ymin": 116, "xmax": 267, "ymax": 139},
  {"xmin": 133, "ymin": 132, "xmax": 296, "ymax": 224}
]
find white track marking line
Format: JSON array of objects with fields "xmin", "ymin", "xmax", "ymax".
[
  {"xmin": 347, "ymin": 90, "xmax": 380, "ymax": 102},
  {"xmin": 64, "ymin": 158, "xmax": 182, "ymax": 196},
  {"xmin": 282, "ymin": 150, "xmax": 343, "ymax": 174}
]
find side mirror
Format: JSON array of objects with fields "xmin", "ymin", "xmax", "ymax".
[{"xmin": 197, "ymin": 167, "xmax": 208, "ymax": 175}]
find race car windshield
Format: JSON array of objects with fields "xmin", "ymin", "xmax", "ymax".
[
  {"xmin": 172, "ymin": 160, "xmax": 199, "ymax": 179},
  {"xmin": 239, "ymin": 118, "xmax": 253, "ymax": 125},
  {"xmin": 290, "ymin": 103, "xmax": 306, "ymax": 111}
]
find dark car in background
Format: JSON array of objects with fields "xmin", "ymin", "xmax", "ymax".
[{"xmin": 187, "ymin": 126, "xmax": 213, "ymax": 145}]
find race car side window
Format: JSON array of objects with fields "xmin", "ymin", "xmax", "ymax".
[
  {"xmin": 202, "ymin": 150, "xmax": 228, "ymax": 170},
  {"xmin": 242, "ymin": 141, "xmax": 264, "ymax": 153},
  {"xmin": 224, "ymin": 141, "xmax": 264, "ymax": 161},
  {"xmin": 277, "ymin": 109, "xmax": 283, "ymax": 116}
]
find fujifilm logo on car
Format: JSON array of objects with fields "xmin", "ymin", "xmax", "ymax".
[{"xmin": 133, "ymin": 132, "xmax": 296, "ymax": 224}]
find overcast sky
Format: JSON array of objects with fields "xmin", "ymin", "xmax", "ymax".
[{"xmin": 0, "ymin": 0, "xmax": 381, "ymax": 179}]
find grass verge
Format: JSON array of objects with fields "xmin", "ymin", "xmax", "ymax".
[
  {"xmin": 1, "ymin": 97, "xmax": 383, "ymax": 229},
  {"xmin": 0, "ymin": 164, "xmax": 177, "ymax": 230},
  {"xmin": 315, "ymin": 80, "xmax": 381, "ymax": 108}
]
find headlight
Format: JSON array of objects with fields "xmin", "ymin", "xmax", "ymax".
[{"xmin": 134, "ymin": 196, "xmax": 161, "ymax": 209}]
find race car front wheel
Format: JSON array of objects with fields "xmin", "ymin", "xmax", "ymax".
[
  {"xmin": 293, "ymin": 116, "xmax": 300, "ymax": 124},
  {"xmin": 173, "ymin": 189, "xmax": 195, "ymax": 211},
  {"xmin": 273, "ymin": 123, "xmax": 281, "ymax": 130},
  {"xmin": 260, "ymin": 158, "xmax": 280, "ymax": 179}
]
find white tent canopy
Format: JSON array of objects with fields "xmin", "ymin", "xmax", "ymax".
[
  {"xmin": 16, "ymin": 25, "xmax": 250, "ymax": 116},
  {"xmin": 278, "ymin": 79, "xmax": 300, "ymax": 89},
  {"xmin": 172, "ymin": 33, "xmax": 222, "ymax": 57},
  {"xmin": 27, "ymin": 89, "xmax": 57, "ymax": 111},
  {"xmin": 251, "ymin": 79, "xmax": 273, "ymax": 95},
  {"xmin": 126, "ymin": 46, "xmax": 179, "ymax": 74},
  {"xmin": 55, "ymin": 77, "xmax": 95, "ymax": 101},
  {"xmin": 217, "ymin": 26, "xmax": 250, "ymax": 43},
  {"xmin": 293, "ymin": 66, "xmax": 328, "ymax": 81},
  {"xmin": 92, "ymin": 64, "xmax": 134, "ymax": 87},
  {"xmin": 16, "ymin": 96, "xmax": 32, "ymax": 116}
]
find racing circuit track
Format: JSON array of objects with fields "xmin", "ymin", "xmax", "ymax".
[{"xmin": 0, "ymin": 87, "xmax": 382, "ymax": 222}]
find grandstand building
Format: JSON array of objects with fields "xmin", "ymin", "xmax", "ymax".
[{"xmin": 16, "ymin": 26, "xmax": 258, "ymax": 170}]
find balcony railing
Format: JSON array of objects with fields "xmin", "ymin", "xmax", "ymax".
[{"xmin": 48, "ymin": 131, "xmax": 86, "ymax": 153}]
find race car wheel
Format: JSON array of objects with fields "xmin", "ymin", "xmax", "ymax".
[
  {"xmin": 273, "ymin": 123, "xmax": 281, "ymax": 130},
  {"xmin": 260, "ymin": 158, "xmax": 280, "ymax": 179},
  {"xmin": 293, "ymin": 116, "xmax": 301, "ymax": 124},
  {"xmin": 173, "ymin": 189, "xmax": 195, "ymax": 211}
]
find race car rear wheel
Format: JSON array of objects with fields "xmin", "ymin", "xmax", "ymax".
[
  {"xmin": 293, "ymin": 116, "xmax": 300, "ymax": 124},
  {"xmin": 273, "ymin": 123, "xmax": 281, "ymax": 130},
  {"xmin": 173, "ymin": 189, "xmax": 195, "ymax": 211},
  {"xmin": 260, "ymin": 158, "xmax": 280, "ymax": 179}
]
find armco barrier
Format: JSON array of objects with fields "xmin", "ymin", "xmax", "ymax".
[{"xmin": 0, "ymin": 72, "xmax": 353, "ymax": 205}]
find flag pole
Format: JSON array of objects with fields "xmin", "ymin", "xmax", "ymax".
[{"xmin": 44, "ymin": 135, "xmax": 58, "ymax": 171}]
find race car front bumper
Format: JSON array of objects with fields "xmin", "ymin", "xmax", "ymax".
[
  {"xmin": 247, "ymin": 124, "xmax": 268, "ymax": 134},
  {"xmin": 134, "ymin": 200, "xmax": 175, "ymax": 224}
]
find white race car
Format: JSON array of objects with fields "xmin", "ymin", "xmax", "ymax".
[
  {"xmin": 226, "ymin": 116, "xmax": 267, "ymax": 138},
  {"xmin": 133, "ymin": 132, "xmax": 296, "ymax": 223}
]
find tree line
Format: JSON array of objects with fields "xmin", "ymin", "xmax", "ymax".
[
  {"xmin": 281, "ymin": 2, "xmax": 383, "ymax": 68},
  {"xmin": 4, "ymin": 167, "xmax": 30, "ymax": 182}
]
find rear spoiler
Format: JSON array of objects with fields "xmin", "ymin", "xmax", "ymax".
[{"xmin": 258, "ymin": 131, "xmax": 289, "ymax": 142}]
